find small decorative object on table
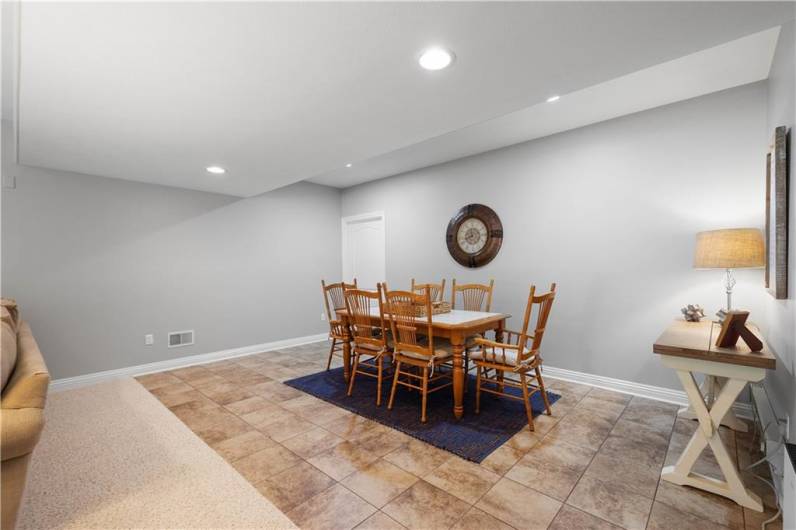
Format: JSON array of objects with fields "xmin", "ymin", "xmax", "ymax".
[
  {"xmin": 681, "ymin": 304, "xmax": 705, "ymax": 322},
  {"xmin": 715, "ymin": 310, "xmax": 764, "ymax": 351},
  {"xmin": 411, "ymin": 300, "xmax": 451, "ymax": 317}
]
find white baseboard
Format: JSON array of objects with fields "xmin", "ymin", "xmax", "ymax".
[
  {"xmin": 50, "ymin": 333, "xmax": 329, "ymax": 393},
  {"xmin": 49, "ymin": 337, "xmax": 753, "ymax": 419},
  {"xmin": 542, "ymin": 365, "xmax": 754, "ymax": 419}
]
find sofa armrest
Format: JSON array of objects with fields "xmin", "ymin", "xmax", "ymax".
[
  {"xmin": 1, "ymin": 407, "xmax": 44, "ymax": 461},
  {"xmin": 2, "ymin": 322, "xmax": 50, "ymax": 410}
]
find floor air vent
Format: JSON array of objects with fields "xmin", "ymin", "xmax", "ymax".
[{"xmin": 168, "ymin": 330, "xmax": 194, "ymax": 348}]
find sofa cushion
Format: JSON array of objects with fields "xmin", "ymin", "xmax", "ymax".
[
  {"xmin": 0, "ymin": 407, "xmax": 44, "ymax": 461},
  {"xmin": 1, "ymin": 308, "xmax": 17, "ymax": 392},
  {"xmin": 1, "ymin": 298, "xmax": 19, "ymax": 331},
  {"xmin": 2, "ymin": 322, "xmax": 49, "ymax": 410},
  {"xmin": 1, "ymin": 451, "xmax": 34, "ymax": 530}
]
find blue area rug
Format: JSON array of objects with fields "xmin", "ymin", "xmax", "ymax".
[{"xmin": 284, "ymin": 366, "xmax": 560, "ymax": 462}]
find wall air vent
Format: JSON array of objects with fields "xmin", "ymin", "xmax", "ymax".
[{"xmin": 168, "ymin": 330, "xmax": 194, "ymax": 348}]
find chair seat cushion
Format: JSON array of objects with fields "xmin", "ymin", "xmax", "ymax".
[
  {"xmin": 396, "ymin": 348, "xmax": 452, "ymax": 362},
  {"xmin": 470, "ymin": 347, "xmax": 520, "ymax": 366},
  {"xmin": 434, "ymin": 336, "xmax": 482, "ymax": 351},
  {"xmin": 465, "ymin": 334, "xmax": 482, "ymax": 349},
  {"xmin": 356, "ymin": 338, "xmax": 393, "ymax": 352}
]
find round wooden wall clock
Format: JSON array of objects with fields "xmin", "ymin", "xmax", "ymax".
[{"xmin": 446, "ymin": 204, "xmax": 503, "ymax": 268}]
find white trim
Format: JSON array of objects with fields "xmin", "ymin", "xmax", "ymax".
[
  {"xmin": 50, "ymin": 333, "xmax": 328, "ymax": 393},
  {"xmin": 50, "ymin": 342, "xmax": 753, "ymax": 419},
  {"xmin": 341, "ymin": 211, "xmax": 386, "ymax": 287},
  {"xmin": 542, "ymin": 365, "xmax": 754, "ymax": 419},
  {"xmin": 341, "ymin": 211, "xmax": 385, "ymax": 225}
]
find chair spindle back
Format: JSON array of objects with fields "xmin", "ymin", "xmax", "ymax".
[
  {"xmin": 344, "ymin": 284, "xmax": 388, "ymax": 351},
  {"xmin": 410, "ymin": 279, "xmax": 446, "ymax": 303},
  {"xmin": 385, "ymin": 287, "xmax": 434, "ymax": 360},
  {"xmin": 321, "ymin": 279, "xmax": 357, "ymax": 321},
  {"xmin": 517, "ymin": 283, "xmax": 557, "ymax": 366},
  {"xmin": 451, "ymin": 279, "xmax": 494, "ymax": 312}
]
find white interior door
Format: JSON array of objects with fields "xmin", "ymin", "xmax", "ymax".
[{"xmin": 342, "ymin": 212, "xmax": 385, "ymax": 291}]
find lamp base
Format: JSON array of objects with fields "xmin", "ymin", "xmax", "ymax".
[{"xmin": 723, "ymin": 268, "xmax": 736, "ymax": 312}]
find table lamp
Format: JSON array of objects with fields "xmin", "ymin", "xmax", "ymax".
[{"xmin": 694, "ymin": 228, "xmax": 765, "ymax": 311}]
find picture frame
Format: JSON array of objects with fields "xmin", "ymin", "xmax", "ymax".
[
  {"xmin": 765, "ymin": 126, "xmax": 789, "ymax": 299},
  {"xmin": 715, "ymin": 311, "xmax": 763, "ymax": 352}
]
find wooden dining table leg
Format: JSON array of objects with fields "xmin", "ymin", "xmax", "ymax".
[
  {"xmin": 341, "ymin": 317, "xmax": 352, "ymax": 383},
  {"xmin": 495, "ymin": 319, "xmax": 505, "ymax": 392},
  {"xmin": 494, "ymin": 319, "xmax": 505, "ymax": 343},
  {"xmin": 451, "ymin": 331, "xmax": 465, "ymax": 420}
]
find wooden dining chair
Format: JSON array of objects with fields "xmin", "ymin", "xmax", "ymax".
[
  {"xmin": 450, "ymin": 279, "xmax": 494, "ymax": 312},
  {"xmin": 345, "ymin": 284, "xmax": 392, "ymax": 406},
  {"xmin": 410, "ymin": 278, "xmax": 446, "ymax": 303},
  {"xmin": 450, "ymin": 279, "xmax": 495, "ymax": 379},
  {"xmin": 385, "ymin": 287, "xmax": 453, "ymax": 423},
  {"xmin": 321, "ymin": 279, "xmax": 357, "ymax": 371},
  {"xmin": 472, "ymin": 283, "xmax": 557, "ymax": 432}
]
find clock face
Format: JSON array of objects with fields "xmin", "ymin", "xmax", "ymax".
[
  {"xmin": 446, "ymin": 204, "xmax": 503, "ymax": 268},
  {"xmin": 457, "ymin": 218, "xmax": 488, "ymax": 254}
]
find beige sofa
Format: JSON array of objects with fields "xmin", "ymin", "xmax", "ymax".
[{"xmin": 1, "ymin": 300, "xmax": 50, "ymax": 530}]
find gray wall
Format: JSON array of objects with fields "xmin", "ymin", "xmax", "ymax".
[
  {"xmin": 763, "ymin": 18, "xmax": 796, "ymax": 440},
  {"xmin": 342, "ymin": 83, "xmax": 769, "ymax": 391},
  {"xmin": 2, "ymin": 150, "xmax": 341, "ymax": 379},
  {"xmin": 2, "ymin": 53, "xmax": 788, "ymax": 412}
]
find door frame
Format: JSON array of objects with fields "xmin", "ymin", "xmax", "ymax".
[{"xmin": 341, "ymin": 211, "xmax": 386, "ymax": 287}]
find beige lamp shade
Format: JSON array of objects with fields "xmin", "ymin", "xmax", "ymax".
[{"xmin": 694, "ymin": 228, "xmax": 765, "ymax": 269}]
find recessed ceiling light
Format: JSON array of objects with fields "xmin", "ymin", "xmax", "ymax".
[
  {"xmin": 546, "ymin": 95, "xmax": 561, "ymax": 103},
  {"xmin": 205, "ymin": 166, "xmax": 226, "ymax": 174},
  {"xmin": 418, "ymin": 48, "xmax": 454, "ymax": 71},
  {"xmin": 345, "ymin": 163, "xmax": 353, "ymax": 168}
]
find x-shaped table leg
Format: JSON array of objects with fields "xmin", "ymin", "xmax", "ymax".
[
  {"xmin": 677, "ymin": 375, "xmax": 748, "ymax": 432},
  {"xmin": 661, "ymin": 368, "xmax": 763, "ymax": 511}
]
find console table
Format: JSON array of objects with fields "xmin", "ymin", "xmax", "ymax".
[{"xmin": 653, "ymin": 319, "xmax": 776, "ymax": 511}]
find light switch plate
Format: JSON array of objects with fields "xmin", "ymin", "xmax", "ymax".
[{"xmin": 2, "ymin": 174, "xmax": 16, "ymax": 189}]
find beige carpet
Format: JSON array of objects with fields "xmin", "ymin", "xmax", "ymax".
[{"xmin": 16, "ymin": 378, "xmax": 296, "ymax": 529}]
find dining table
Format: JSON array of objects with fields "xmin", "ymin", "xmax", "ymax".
[{"xmin": 335, "ymin": 307, "xmax": 510, "ymax": 419}]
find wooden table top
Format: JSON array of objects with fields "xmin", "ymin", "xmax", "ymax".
[
  {"xmin": 335, "ymin": 308, "xmax": 509, "ymax": 330},
  {"xmin": 653, "ymin": 319, "xmax": 776, "ymax": 370}
]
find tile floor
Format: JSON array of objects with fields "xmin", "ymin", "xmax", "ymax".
[{"xmin": 137, "ymin": 341, "xmax": 781, "ymax": 530}]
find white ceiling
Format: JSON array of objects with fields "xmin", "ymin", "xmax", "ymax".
[
  {"xmin": 309, "ymin": 27, "xmax": 783, "ymax": 188},
  {"xmin": 9, "ymin": 2, "xmax": 796, "ymax": 197}
]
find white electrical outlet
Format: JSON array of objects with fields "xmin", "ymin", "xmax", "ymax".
[
  {"xmin": 145, "ymin": 334, "xmax": 154, "ymax": 345},
  {"xmin": 321, "ymin": 312, "xmax": 326, "ymax": 321}
]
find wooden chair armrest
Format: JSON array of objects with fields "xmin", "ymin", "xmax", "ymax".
[
  {"xmin": 502, "ymin": 329, "xmax": 522, "ymax": 344},
  {"xmin": 501, "ymin": 329, "xmax": 534, "ymax": 348},
  {"xmin": 474, "ymin": 337, "xmax": 520, "ymax": 351},
  {"xmin": 329, "ymin": 320, "xmax": 346, "ymax": 336}
]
